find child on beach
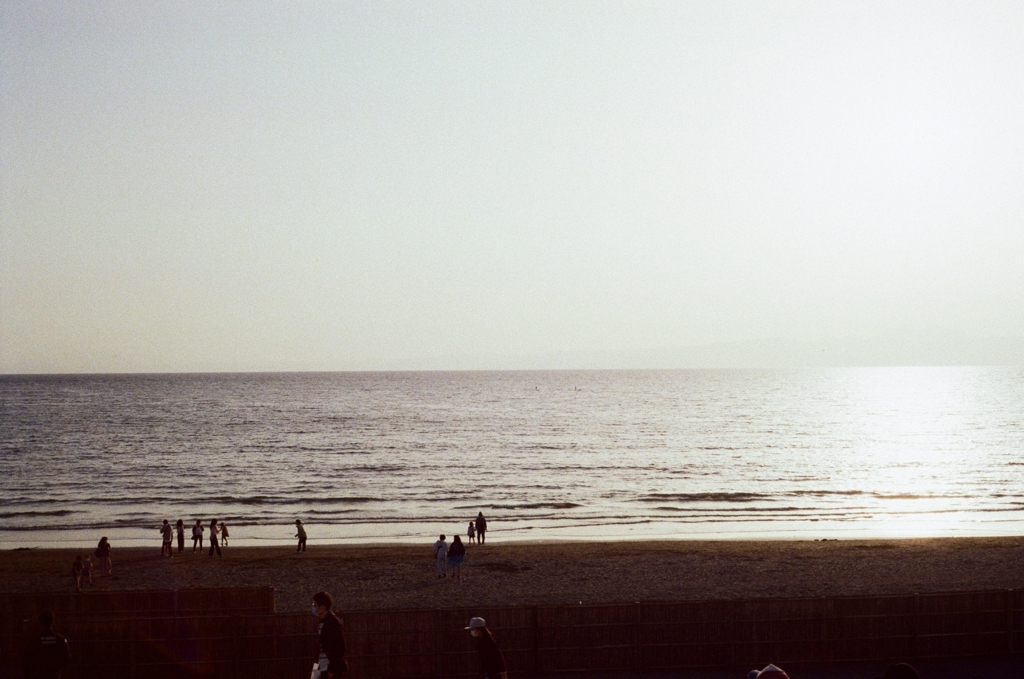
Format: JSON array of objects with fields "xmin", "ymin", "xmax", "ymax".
[
  {"xmin": 295, "ymin": 519, "xmax": 307, "ymax": 552},
  {"xmin": 467, "ymin": 521, "xmax": 476, "ymax": 544},
  {"xmin": 81, "ymin": 556, "xmax": 93, "ymax": 586},
  {"xmin": 220, "ymin": 522, "xmax": 229, "ymax": 546},
  {"xmin": 432, "ymin": 534, "xmax": 449, "ymax": 578}
]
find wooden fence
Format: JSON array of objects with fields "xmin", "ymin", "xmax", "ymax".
[
  {"xmin": 0, "ymin": 588, "xmax": 275, "ymax": 679},
  {"xmin": 0, "ymin": 588, "xmax": 275, "ymax": 623},
  {"xmin": 1, "ymin": 613, "xmax": 317, "ymax": 679},
  {"xmin": 1, "ymin": 588, "xmax": 1021, "ymax": 678},
  {"xmin": 340, "ymin": 590, "xmax": 1024, "ymax": 678}
]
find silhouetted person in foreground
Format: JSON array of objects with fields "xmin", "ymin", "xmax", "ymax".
[
  {"xmin": 296, "ymin": 519, "xmax": 307, "ymax": 552},
  {"xmin": 872, "ymin": 663, "xmax": 919, "ymax": 679},
  {"xmin": 466, "ymin": 617, "xmax": 506, "ymax": 679},
  {"xmin": 312, "ymin": 591, "xmax": 348, "ymax": 678},
  {"xmin": 175, "ymin": 519, "xmax": 185, "ymax": 553},
  {"xmin": 23, "ymin": 611, "xmax": 70, "ymax": 679},
  {"xmin": 475, "ymin": 512, "xmax": 487, "ymax": 545},
  {"xmin": 748, "ymin": 665, "xmax": 789, "ymax": 679}
]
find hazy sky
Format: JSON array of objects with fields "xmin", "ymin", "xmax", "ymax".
[{"xmin": 3, "ymin": 2, "xmax": 1024, "ymax": 372}]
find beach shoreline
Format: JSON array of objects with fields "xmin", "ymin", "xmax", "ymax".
[{"xmin": 2, "ymin": 536, "xmax": 1022, "ymax": 614}]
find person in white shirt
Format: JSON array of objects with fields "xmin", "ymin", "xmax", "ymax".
[
  {"xmin": 160, "ymin": 520, "xmax": 173, "ymax": 557},
  {"xmin": 432, "ymin": 534, "xmax": 449, "ymax": 578}
]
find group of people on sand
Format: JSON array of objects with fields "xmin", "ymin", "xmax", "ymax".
[
  {"xmin": 432, "ymin": 512, "xmax": 488, "ymax": 580},
  {"xmin": 159, "ymin": 518, "xmax": 228, "ymax": 557},
  {"xmin": 467, "ymin": 511, "xmax": 487, "ymax": 544},
  {"xmin": 160, "ymin": 518, "xmax": 309, "ymax": 556}
]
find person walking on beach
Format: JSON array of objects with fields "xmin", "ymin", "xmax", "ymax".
[
  {"xmin": 192, "ymin": 519, "xmax": 204, "ymax": 551},
  {"xmin": 467, "ymin": 521, "xmax": 476, "ymax": 544},
  {"xmin": 296, "ymin": 519, "xmax": 307, "ymax": 552},
  {"xmin": 23, "ymin": 611, "xmax": 70, "ymax": 679},
  {"xmin": 475, "ymin": 512, "xmax": 488, "ymax": 545},
  {"xmin": 160, "ymin": 520, "xmax": 173, "ymax": 557},
  {"xmin": 448, "ymin": 535, "xmax": 466, "ymax": 580},
  {"xmin": 311, "ymin": 591, "xmax": 348, "ymax": 678},
  {"xmin": 208, "ymin": 519, "xmax": 222, "ymax": 557},
  {"xmin": 220, "ymin": 522, "xmax": 229, "ymax": 546},
  {"xmin": 466, "ymin": 617, "xmax": 506, "ymax": 679},
  {"xmin": 175, "ymin": 519, "xmax": 185, "ymax": 553},
  {"xmin": 95, "ymin": 537, "xmax": 112, "ymax": 576},
  {"xmin": 432, "ymin": 534, "xmax": 449, "ymax": 578}
]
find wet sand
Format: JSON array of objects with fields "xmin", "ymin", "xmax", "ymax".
[{"xmin": 1, "ymin": 537, "xmax": 1022, "ymax": 613}]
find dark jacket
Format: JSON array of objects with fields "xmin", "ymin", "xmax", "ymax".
[
  {"xmin": 23, "ymin": 629, "xmax": 71, "ymax": 679},
  {"xmin": 318, "ymin": 611, "xmax": 348, "ymax": 676},
  {"xmin": 475, "ymin": 631, "xmax": 506, "ymax": 678}
]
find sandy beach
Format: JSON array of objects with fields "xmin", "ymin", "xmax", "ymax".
[{"xmin": 2, "ymin": 536, "xmax": 1023, "ymax": 613}]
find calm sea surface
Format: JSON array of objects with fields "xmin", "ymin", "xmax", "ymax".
[{"xmin": 1, "ymin": 368, "xmax": 1023, "ymax": 548}]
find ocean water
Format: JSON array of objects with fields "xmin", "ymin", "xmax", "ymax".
[{"xmin": 1, "ymin": 368, "xmax": 1023, "ymax": 548}]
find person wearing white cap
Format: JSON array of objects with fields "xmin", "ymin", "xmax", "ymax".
[
  {"xmin": 465, "ymin": 617, "xmax": 506, "ymax": 679},
  {"xmin": 748, "ymin": 663, "xmax": 789, "ymax": 679}
]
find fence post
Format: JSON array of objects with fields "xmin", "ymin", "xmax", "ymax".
[
  {"xmin": 434, "ymin": 609, "xmax": 443, "ymax": 679},
  {"xmin": 912, "ymin": 594, "xmax": 920, "ymax": 661},
  {"xmin": 820, "ymin": 597, "xmax": 829, "ymax": 663},
  {"xmin": 1008, "ymin": 589, "xmax": 1015, "ymax": 655},
  {"xmin": 129, "ymin": 620, "xmax": 137, "ymax": 679},
  {"xmin": 729, "ymin": 600, "xmax": 738, "ymax": 666},
  {"xmin": 532, "ymin": 606, "xmax": 541, "ymax": 675},
  {"xmin": 634, "ymin": 602, "xmax": 642, "ymax": 671}
]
